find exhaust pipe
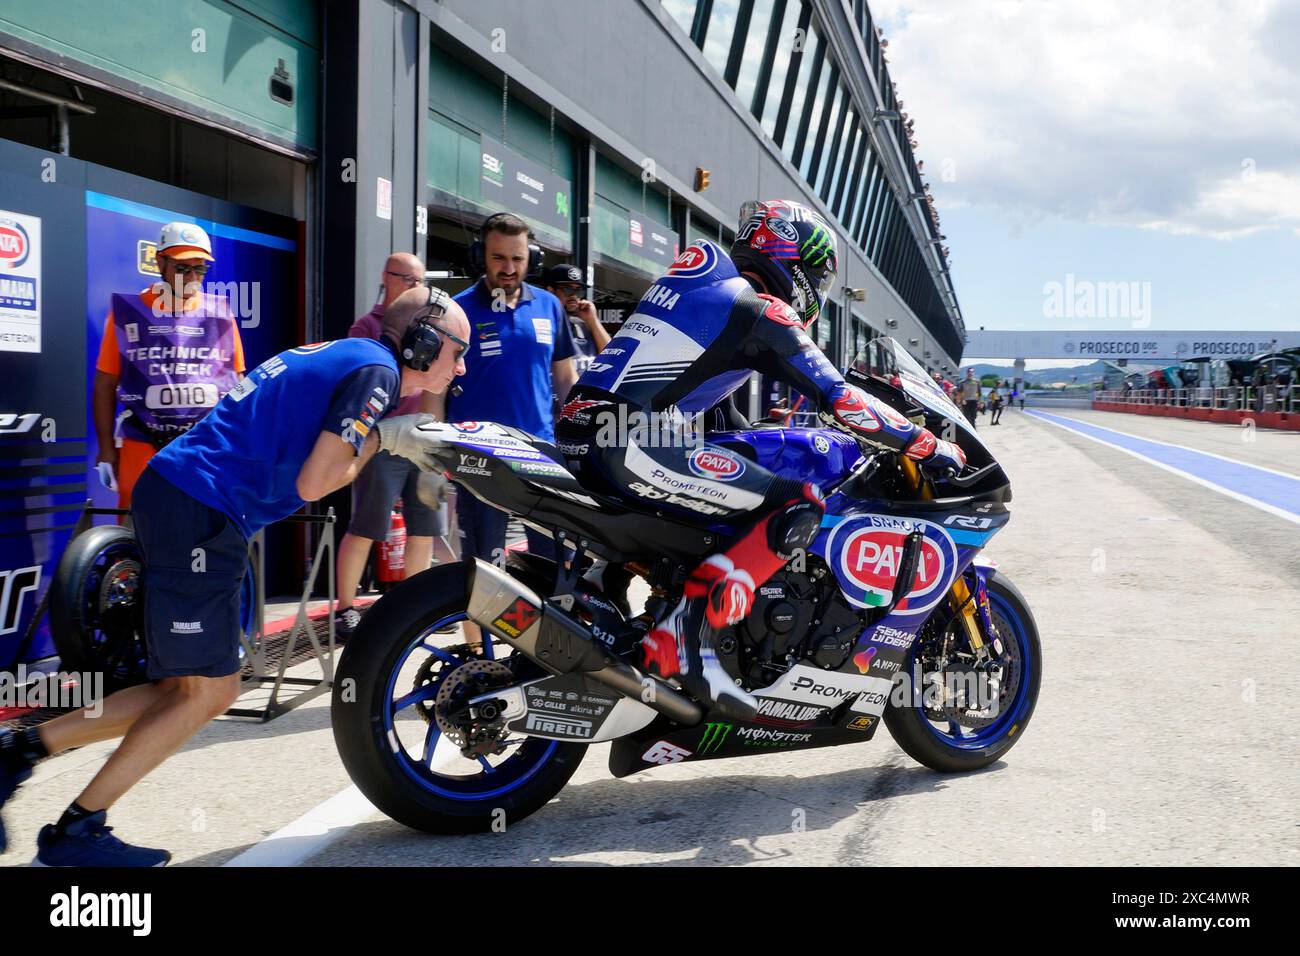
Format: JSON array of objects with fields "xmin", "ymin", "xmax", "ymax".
[{"xmin": 465, "ymin": 559, "xmax": 703, "ymax": 726}]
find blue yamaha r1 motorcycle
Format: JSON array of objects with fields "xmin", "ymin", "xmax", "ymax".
[{"xmin": 331, "ymin": 340, "xmax": 1041, "ymax": 833}]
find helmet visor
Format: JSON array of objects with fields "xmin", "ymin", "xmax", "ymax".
[{"xmin": 814, "ymin": 262, "xmax": 837, "ymax": 302}]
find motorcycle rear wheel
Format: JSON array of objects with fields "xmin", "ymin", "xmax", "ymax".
[{"xmin": 331, "ymin": 562, "xmax": 587, "ymax": 834}]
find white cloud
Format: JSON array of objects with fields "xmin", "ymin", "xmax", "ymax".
[{"xmin": 871, "ymin": 0, "xmax": 1300, "ymax": 238}]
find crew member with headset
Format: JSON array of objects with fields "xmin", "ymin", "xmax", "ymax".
[
  {"xmin": 0, "ymin": 287, "xmax": 469, "ymax": 866},
  {"xmin": 429, "ymin": 212, "xmax": 577, "ymax": 647},
  {"xmin": 93, "ymin": 222, "xmax": 246, "ymax": 508}
]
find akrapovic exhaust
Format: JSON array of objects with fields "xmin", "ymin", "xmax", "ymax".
[{"xmin": 465, "ymin": 559, "xmax": 702, "ymax": 725}]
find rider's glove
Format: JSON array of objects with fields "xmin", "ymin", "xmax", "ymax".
[
  {"xmin": 904, "ymin": 428, "xmax": 967, "ymax": 473},
  {"xmin": 375, "ymin": 413, "xmax": 440, "ymax": 470}
]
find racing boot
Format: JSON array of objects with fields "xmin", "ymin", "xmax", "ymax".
[
  {"xmin": 642, "ymin": 485, "xmax": 824, "ymax": 721},
  {"xmin": 642, "ymin": 556, "xmax": 759, "ymax": 721}
]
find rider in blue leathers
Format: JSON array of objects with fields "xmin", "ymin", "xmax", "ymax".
[{"xmin": 557, "ymin": 200, "xmax": 966, "ymax": 718}]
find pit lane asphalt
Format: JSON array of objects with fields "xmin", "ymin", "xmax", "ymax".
[{"xmin": 2, "ymin": 406, "xmax": 1295, "ymax": 867}]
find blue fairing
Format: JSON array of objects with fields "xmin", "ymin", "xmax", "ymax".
[{"xmin": 711, "ymin": 427, "xmax": 863, "ymax": 490}]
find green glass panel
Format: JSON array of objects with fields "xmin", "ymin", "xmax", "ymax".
[{"xmin": 0, "ymin": 0, "xmax": 318, "ymax": 149}]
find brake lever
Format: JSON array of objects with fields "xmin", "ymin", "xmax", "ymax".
[{"xmin": 942, "ymin": 462, "xmax": 1000, "ymax": 489}]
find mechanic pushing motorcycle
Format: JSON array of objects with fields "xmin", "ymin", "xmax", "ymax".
[
  {"xmin": 0, "ymin": 287, "xmax": 469, "ymax": 866},
  {"xmin": 557, "ymin": 200, "xmax": 966, "ymax": 719}
]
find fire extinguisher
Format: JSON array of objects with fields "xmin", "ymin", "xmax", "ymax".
[{"xmin": 375, "ymin": 507, "xmax": 406, "ymax": 591}]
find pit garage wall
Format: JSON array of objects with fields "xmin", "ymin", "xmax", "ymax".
[
  {"xmin": 320, "ymin": 0, "xmax": 431, "ymax": 337},
  {"xmin": 425, "ymin": 0, "xmax": 954, "ymax": 369},
  {"xmin": 0, "ymin": 138, "xmax": 299, "ymax": 670}
]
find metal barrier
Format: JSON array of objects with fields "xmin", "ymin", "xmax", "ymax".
[
  {"xmin": 1094, "ymin": 387, "xmax": 1297, "ymax": 414},
  {"xmin": 20, "ymin": 503, "xmax": 340, "ymax": 723},
  {"xmin": 227, "ymin": 510, "xmax": 338, "ymax": 722}
]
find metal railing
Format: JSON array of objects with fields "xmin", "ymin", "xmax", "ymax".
[
  {"xmin": 1094, "ymin": 387, "xmax": 1297, "ymax": 414},
  {"xmin": 22, "ymin": 504, "xmax": 341, "ymax": 723}
]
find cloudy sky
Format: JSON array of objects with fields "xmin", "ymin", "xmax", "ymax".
[{"xmin": 870, "ymin": 0, "xmax": 1300, "ymax": 361}]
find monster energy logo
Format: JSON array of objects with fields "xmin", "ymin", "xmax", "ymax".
[
  {"xmin": 698, "ymin": 722, "xmax": 732, "ymax": 754},
  {"xmin": 800, "ymin": 226, "xmax": 833, "ymax": 266}
]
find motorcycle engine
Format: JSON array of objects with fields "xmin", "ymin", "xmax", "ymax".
[{"xmin": 723, "ymin": 567, "xmax": 864, "ymax": 688}]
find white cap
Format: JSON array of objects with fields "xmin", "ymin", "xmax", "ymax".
[{"xmin": 157, "ymin": 221, "xmax": 214, "ymax": 262}]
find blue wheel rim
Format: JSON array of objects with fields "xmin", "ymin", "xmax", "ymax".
[
  {"xmin": 381, "ymin": 613, "xmax": 558, "ymax": 801},
  {"xmin": 916, "ymin": 589, "xmax": 1035, "ymax": 751},
  {"xmin": 83, "ymin": 542, "xmax": 148, "ymax": 683}
]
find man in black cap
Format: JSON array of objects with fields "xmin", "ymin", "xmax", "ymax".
[{"xmin": 543, "ymin": 264, "xmax": 609, "ymax": 381}]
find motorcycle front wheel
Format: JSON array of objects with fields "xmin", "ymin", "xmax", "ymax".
[{"xmin": 883, "ymin": 570, "xmax": 1041, "ymax": 772}]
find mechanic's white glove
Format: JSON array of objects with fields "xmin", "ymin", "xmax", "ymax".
[
  {"xmin": 375, "ymin": 413, "xmax": 440, "ymax": 470},
  {"xmin": 414, "ymin": 469, "xmax": 449, "ymax": 509},
  {"xmin": 96, "ymin": 461, "xmax": 118, "ymax": 492}
]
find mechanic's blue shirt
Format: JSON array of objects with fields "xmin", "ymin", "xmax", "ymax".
[
  {"xmin": 150, "ymin": 338, "xmax": 401, "ymax": 538},
  {"xmin": 450, "ymin": 280, "xmax": 575, "ymax": 442}
]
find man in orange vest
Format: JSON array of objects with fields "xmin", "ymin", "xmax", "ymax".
[{"xmin": 92, "ymin": 222, "xmax": 246, "ymax": 508}]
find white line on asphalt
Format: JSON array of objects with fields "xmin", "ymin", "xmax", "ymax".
[
  {"xmin": 1028, "ymin": 411, "xmax": 1300, "ymax": 528},
  {"xmin": 1044, "ymin": 411, "xmax": 1300, "ymax": 481},
  {"xmin": 223, "ymin": 785, "xmax": 378, "ymax": 867}
]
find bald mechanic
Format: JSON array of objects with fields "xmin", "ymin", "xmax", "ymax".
[
  {"xmin": 334, "ymin": 253, "xmax": 453, "ymax": 636},
  {"xmin": 0, "ymin": 287, "xmax": 469, "ymax": 866}
]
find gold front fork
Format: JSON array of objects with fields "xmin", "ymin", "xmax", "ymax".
[
  {"xmin": 898, "ymin": 455, "xmax": 984, "ymax": 652},
  {"xmin": 949, "ymin": 575, "xmax": 985, "ymax": 652}
]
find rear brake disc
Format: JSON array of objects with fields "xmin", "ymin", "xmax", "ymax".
[{"xmin": 433, "ymin": 659, "xmax": 515, "ymax": 757}]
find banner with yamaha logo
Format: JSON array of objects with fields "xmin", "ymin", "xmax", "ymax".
[{"xmin": 0, "ymin": 208, "xmax": 41, "ymax": 353}]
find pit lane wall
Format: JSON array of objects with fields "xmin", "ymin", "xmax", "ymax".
[{"xmin": 1093, "ymin": 390, "xmax": 1300, "ymax": 431}]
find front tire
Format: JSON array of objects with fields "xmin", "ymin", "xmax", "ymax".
[
  {"xmin": 884, "ymin": 570, "xmax": 1041, "ymax": 772},
  {"xmin": 331, "ymin": 562, "xmax": 587, "ymax": 834}
]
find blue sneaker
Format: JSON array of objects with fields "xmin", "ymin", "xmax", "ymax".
[
  {"xmin": 33, "ymin": 811, "xmax": 171, "ymax": 867},
  {"xmin": 0, "ymin": 759, "xmax": 33, "ymax": 854}
]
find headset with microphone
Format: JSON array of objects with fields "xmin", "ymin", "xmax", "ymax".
[
  {"xmin": 400, "ymin": 284, "xmax": 457, "ymax": 371},
  {"xmin": 468, "ymin": 212, "xmax": 544, "ymax": 278}
]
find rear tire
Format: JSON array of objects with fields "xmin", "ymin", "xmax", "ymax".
[
  {"xmin": 883, "ymin": 570, "xmax": 1041, "ymax": 772},
  {"xmin": 331, "ymin": 562, "xmax": 587, "ymax": 834}
]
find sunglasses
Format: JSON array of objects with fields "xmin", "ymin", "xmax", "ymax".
[
  {"xmin": 552, "ymin": 284, "xmax": 583, "ymax": 296},
  {"xmin": 431, "ymin": 323, "xmax": 469, "ymax": 360},
  {"xmin": 386, "ymin": 270, "xmax": 422, "ymax": 287},
  {"xmin": 160, "ymin": 259, "xmax": 210, "ymax": 276}
]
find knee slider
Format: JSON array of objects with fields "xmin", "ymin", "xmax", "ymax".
[{"xmin": 768, "ymin": 499, "xmax": 824, "ymax": 558}]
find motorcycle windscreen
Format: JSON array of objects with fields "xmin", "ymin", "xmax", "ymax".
[{"xmin": 850, "ymin": 336, "xmax": 992, "ymax": 458}]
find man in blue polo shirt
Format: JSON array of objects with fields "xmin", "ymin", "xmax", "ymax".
[
  {"xmin": 434, "ymin": 214, "xmax": 576, "ymax": 624},
  {"xmin": 0, "ymin": 286, "xmax": 469, "ymax": 866}
]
